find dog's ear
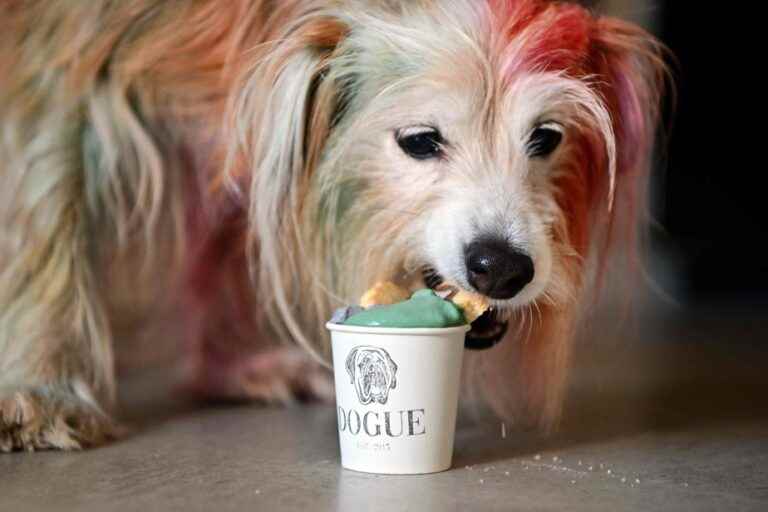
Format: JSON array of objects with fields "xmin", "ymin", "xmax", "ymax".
[
  {"xmin": 511, "ymin": 20, "xmax": 670, "ymax": 432},
  {"xmin": 234, "ymin": 12, "xmax": 348, "ymax": 209},
  {"xmin": 590, "ymin": 17, "xmax": 669, "ymax": 211},
  {"xmin": 345, "ymin": 348, "xmax": 358, "ymax": 384},
  {"xmin": 228, "ymin": 13, "xmax": 349, "ymax": 360},
  {"xmin": 232, "ymin": 13, "xmax": 348, "ymax": 184}
]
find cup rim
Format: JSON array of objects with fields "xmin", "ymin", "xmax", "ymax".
[{"xmin": 325, "ymin": 322, "xmax": 470, "ymax": 335}]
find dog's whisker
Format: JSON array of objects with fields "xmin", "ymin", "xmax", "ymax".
[
  {"xmin": 532, "ymin": 300, "xmax": 544, "ymax": 330},
  {"xmin": 520, "ymin": 306, "xmax": 529, "ymax": 341},
  {"xmin": 516, "ymin": 306, "xmax": 529, "ymax": 341},
  {"xmin": 527, "ymin": 304, "xmax": 537, "ymax": 342}
]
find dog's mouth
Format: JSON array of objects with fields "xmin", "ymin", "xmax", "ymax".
[
  {"xmin": 422, "ymin": 268, "xmax": 509, "ymax": 350},
  {"xmin": 464, "ymin": 308, "xmax": 509, "ymax": 350}
]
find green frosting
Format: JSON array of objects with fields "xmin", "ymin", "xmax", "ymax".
[{"xmin": 343, "ymin": 289, "xmax": 466, "ymax": 328}]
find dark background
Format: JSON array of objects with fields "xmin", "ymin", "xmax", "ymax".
[
  {"xmin": 583, "ymin": 1, "xmax": 767, "ymax": 306},
  {"xmin": 655, "ymin": 2, "xmax": 767, "ymax": 305}
]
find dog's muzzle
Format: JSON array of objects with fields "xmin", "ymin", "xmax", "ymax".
[{"xmin": 423, "ymin": 268, "xmax": 509, "ymax": 350}]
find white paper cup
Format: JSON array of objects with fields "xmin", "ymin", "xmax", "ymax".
[{"xmin": 326, "ymin": 322, "xmax": 469, "ymax": 475}]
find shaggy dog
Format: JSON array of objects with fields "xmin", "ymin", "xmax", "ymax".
[{"xmin": 0, "ymin": 0, "xmax": 666, "ymax": 451}]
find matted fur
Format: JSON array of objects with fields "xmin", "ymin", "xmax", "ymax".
[{"xmin": 0, "ymin": 0, "xmax": 667, "ymax": 450}]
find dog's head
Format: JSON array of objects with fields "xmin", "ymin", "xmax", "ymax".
[
  {"xmin": 345, "ymin": 346, "xmax": 398, "ymax": 405},
  {"xmin": 229, "ymin": 0, "xmax": 667, "ymax": 424}
]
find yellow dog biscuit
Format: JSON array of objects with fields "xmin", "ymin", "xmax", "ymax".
[
  {"xmin": 359, "ymin": 281, "xmax": 411, "ymax": 308},
  {"xmin": 450, "ymin": 290, "xmax": 489, "ymax": 323}
]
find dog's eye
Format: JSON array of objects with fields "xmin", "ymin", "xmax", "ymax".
[
  {"xmin": 527, "ymin": 123, "xmax": 563, "ymax": 158},
  {"xmin": 396, "ymin": 127, "xmax": 444, "ymax": 160}
]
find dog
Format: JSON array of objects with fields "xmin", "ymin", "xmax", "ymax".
[
  {"xmin": 346, "ymin": 346, "xmax": 398, "ymax": 405},
  {"xmin": 0, "ymin": 0, "xmax": 667, "ymax": 451}
]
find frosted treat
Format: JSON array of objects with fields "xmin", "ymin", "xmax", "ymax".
[
  {"xmin": 359, "ymin": 281, "xmax": 411, "ymax": 308},
  {"xmin": 344, "ymin": 289, "xmax": 465, "ymax": 328}
]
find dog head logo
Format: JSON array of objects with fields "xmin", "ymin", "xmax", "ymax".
[{"xmin": 346, "ymin": 346, "xmax": 398, "ymax": 405}]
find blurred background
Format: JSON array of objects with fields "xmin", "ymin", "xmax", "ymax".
[{"xmin": 594, "ymin": 0, "xmax": 768, "ymax": 309}]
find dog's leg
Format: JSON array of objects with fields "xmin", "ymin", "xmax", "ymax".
[
  {"xmin": 181, "ymin": 222, "xmax": 333, "ymax": 405},
  {"xmin": 0, "ymin": 112, "xmax": 119, "ymax": 452},
  {"xmin": 0, "ymin": 191, "xmax": 119, "ymax": 451},
  {"xmin": 185, "ymin": 344, "xmax": 334, "ymax": 405},
  {"xmin": 0, "ymin": 384, "xmax": 118, "ymax": 453}
]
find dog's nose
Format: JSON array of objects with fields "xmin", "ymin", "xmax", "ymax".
[{"xmin": 465, "ymin": 239, "xmax": 534, "ymax": 299}]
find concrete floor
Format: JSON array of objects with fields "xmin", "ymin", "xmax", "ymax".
[{"xmin": 2, "ymin": 307, "xmax": 767, "ymax": 511}]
